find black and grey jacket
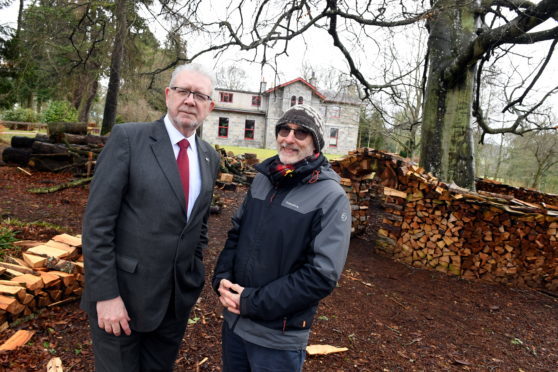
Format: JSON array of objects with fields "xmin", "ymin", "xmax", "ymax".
[{"xmin": 212, "ymin": 155, "xmax": 351, "ymax": 350}]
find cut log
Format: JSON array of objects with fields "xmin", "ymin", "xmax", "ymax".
[
  {"xmin": 26, "ymin": 245, "xmax": 69, "ymax": 259},
  {"xmin": 0, "ymin": 330, "xmax": 36, "ymax": 351},
  {"xmin": 46, "ymin": 257, "xmax": 79, "ymax": 274},
  {"xmin": 49, "ymin": 271, "xmax": 77, "ymax": 287},
  {"xmin": 40, "ymin": 272, "xmax": 61, "ymax": 288},
  {"xmin": 0, "ymin": 261, "xmax": 37, "ymax": 275},
  {"xmin": 383, "ymin": 187, "xmax": 407, "ymax": 199},
  {"xmin": 12, "ymin": 274, "xmax": 44, "ymax": 291},
  {"xmin": 0, "ymin": 284, "xmax": 26, "ymax": 301},
  {"xmin": 22, "ymin": 253, "xmax": 47, "ymax": 268},
  {"xmin": 5, "ymin": 256, "xmax": 31, "ymax": 268},
  {"xmin": 47, "ymin": 121, "xmax": 88, "ymax": 139},
  {"xmin": 1, "ymin": 147, "xmax": 32, "ymax": 166},
  {"xmin": 45, "ymin": 240, "xmax": 78, "ymax": 257},
  {"xmin": 0, "ymin": 295, "xmax": 24, "ymax": 314},
  {"xmin": 52, "ymin": 233, "xmax": 82, "ymax": 247}
]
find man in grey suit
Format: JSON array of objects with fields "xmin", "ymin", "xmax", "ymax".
[{"xmin": 81, "ymin": 63, "xmax": 220, "ymax": 371}]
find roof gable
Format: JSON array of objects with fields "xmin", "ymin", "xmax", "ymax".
[{"xmin": 264, "ymin": 77, "xmax": 326, "ymax": 100}]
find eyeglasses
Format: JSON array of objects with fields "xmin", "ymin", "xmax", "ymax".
[
  {"xmin": 277, "ymin": 125, "xmax": 310, "ymax": 141},
  {"xmin": 170, "ymin": 87, "xmax": 212, "ymax": 103}
]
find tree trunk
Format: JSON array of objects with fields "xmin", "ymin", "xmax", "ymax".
[
  {"xmin": 420, "ymin": 0, "xmax": 477, "ymax": 190},
  {"xmin": 101, "ymin": 0, "xmax": 128, "ymax": 135},
  {"xmin": 78, "ymin": 79, "xmax": 99, "ymax": 123}
]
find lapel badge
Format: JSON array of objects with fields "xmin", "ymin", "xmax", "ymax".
[{"xmin": 205, "ymin": 157, "xmax": 210, "ymax": 162}]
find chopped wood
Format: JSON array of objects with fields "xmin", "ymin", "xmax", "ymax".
[
  {"xmin": 22, "ymin": 253, "xmax": 47, "ymax": 268},
  {"xmin": 0, "ymin": 330, "xmax": 36, "ymax": 351},
  {"xmin": 45, "ymin": 240, "xmax": 77, "ymax": 257},
  {"xmin": 306, "ymin": 344, "xmax": 349, "ymax": 355},
  {"xmin": 40, "ymin": 272, "xmax": 61, "ymax": 288},
  {"xmin": 0, "ymin": 295, "xmax": 24, "ymax": 314},
  {"xmin": 52, "ymin": 233, "xmax": 82, "ymax": 247},
  {"xmin": 26, "ymin": 245, "xmax": 69, "ymax": 259},
  {"xmin": 5, "ymin": 256, "xmax": 31, "ymax": 268},
  {"xmin": 383, "ymin": 187, "xmax": 407, "ymax": 199},
  {"xmin": 0, "ymin": 262, "xmax": 36, "ymax": 275},
  {"xmin": 0, "ymin": 284, "xmax": 26, "ymax": 301},
  {"xmin": 45, "ymin": 257, "xmax": 79, "ymax": 273},
  {"xmin": 46, "ymin": 357, "xmax": 63, "ymax": 372},
  {"xmin": 12, "ymin": 274, "xmax": 44, "ymax": 291}
]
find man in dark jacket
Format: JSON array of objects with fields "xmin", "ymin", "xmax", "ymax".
[{"xmin": 212, "ymin": 104, "xmax": 351, "ymax": 371}]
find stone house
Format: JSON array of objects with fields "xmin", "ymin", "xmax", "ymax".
[{"xmin": 201, "ymin": 77, "xmax": 361, "ymax": 155}]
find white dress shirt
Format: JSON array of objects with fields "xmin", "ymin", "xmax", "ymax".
[{"xmin": 164, "ymin": 114, "xmax": 201, "ymax": 219}]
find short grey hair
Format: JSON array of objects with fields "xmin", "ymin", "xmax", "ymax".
[{"xmin": 169, "ymin": 63, "xmax": 217, "ymax": 94}]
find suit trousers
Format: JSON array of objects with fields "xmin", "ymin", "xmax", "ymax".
[{"xmin": 89, "ymin": 304, "xmax": 189, "ymax": 372}]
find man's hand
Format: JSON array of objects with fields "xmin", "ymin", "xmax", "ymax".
[
  {"xmin": 96, "ymin": 296, "xmax": 131, "ymax": 336},
  {"xmin": 218, "ymin": 279, "xmax": 245, "ymax": 315}
]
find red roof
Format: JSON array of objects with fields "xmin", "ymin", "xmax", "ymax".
[{"xmin": 263, "ymin": 77, "xmax": 326, "ymax": 100}]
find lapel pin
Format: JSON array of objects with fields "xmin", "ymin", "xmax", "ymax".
[{"xmin": 205, "ymin": 157, "xmax": 209, "ymax": 162}]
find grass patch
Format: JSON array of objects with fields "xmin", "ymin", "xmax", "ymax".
[
  {"xmin": 0, "ymin": 128, "xmax": 44, "ymax": 144},
  {"xmin": 215, "ymin": 145, "xmax": 344, "ymax": 161},
  {"xmin": 2, "ymin": 217, "xmax": 63, "ymax": 231},
  {"xmin": 0, "ymin": 226, "xmax": 19, "ymax": 259}
]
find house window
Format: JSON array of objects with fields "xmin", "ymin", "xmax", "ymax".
[
  {"xmin": 290, "ymin": 95, "xmax": 296, "ymax": 106},
  {"xmin": 329, "ymin": 106, "xmax": 340, "ymax": 119},
  {"xmin": 329, "ymin": 128, "xmax": 338, "ymax": 148},
  {"xmin": 220, "ymin": 92, "xmax": 233, "ymax": 103},
  {"xmin": 298, "ymin": 96, "xmax": 303, "ymax": 104},
  {"xmin": 218, "ymin": 117, "xmax": 229, "ymax": 138},
  {"xmin": 244, "ymin": 120, "xmax": 255, "ymax": 140},
  {"xmin": 252, "ymin": 96, "xmax": 261, "ymax": 106}
]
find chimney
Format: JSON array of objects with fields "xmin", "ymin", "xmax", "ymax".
[
  {"xmin": 260, "ymin": 79, "xmax": 267, "ymax": 93},
  {"xmin": 309, "ymin": 72, "xmax": 317, "ymax": 87}
]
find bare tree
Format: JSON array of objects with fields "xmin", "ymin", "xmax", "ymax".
[
  {"xmin": 216, "ymin": 65, "xmax": 248, "ymax": 90},
  {"xmin": 153, "ymin": 0, "xmax": 558, "ymax": 189}
]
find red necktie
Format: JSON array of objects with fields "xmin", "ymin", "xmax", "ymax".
[{"xmin": 177, "ymin": 139, "xmax": 190, "ymax": 211}]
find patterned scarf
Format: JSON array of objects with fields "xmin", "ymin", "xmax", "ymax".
[{"xmin": 258, "ymin": 152, "xmax": 326, "ymax": 187}]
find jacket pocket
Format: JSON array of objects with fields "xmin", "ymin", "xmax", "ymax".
[{"xmin": 116, "ymin": 254, "xmax": 138, "ymax": 273}]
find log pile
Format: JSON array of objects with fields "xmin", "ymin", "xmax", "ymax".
[
  {"xmin": 476, "ymin": 177, "xmax": 558, "ymax": 208},
  {"xmin": 0, "ymin": 234, "xmax": 84, "ymax": 329},
  {"xmin": 332, "ymin": 148, "xmax": 558, "ymax": 294},
  {"xmin": 2, "ymin": 122, "xmax": 107, "ymax": 175},
  {"xmin": 215, "ymin": 146, "xmax": 258, "ymax": 187}
]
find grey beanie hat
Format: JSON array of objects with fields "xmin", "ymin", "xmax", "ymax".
[{"xmin": 275, "ymin": 104, "xmax": 325, "ymax": 151}]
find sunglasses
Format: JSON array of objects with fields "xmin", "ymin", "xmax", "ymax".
[{"xmin": 277, "ymin": 125, "xmax": 310, "ymax": 141}]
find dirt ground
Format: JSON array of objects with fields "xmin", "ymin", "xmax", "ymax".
[{"xmin": 0, "ymin": 164, "xmax": 557, "ymax": 372}]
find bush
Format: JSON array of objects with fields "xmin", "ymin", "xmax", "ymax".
[
  {"xmin": 41, "ymin": 101, "xmax": 78, "ymax": 123},
  {"xmin": 1, "ymin": 107, "xmax": 39, "ymax": 122}
]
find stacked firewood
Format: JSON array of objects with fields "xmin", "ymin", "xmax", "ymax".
[
  {"xmin": 0, "ymin": 234, "xmax": 83, "ymax": 329},
  {"xmin": 332, "ymin": 148, "xmax": 558, "ymax": 294},
  {"xmin": 215, "ymin": 146, "xmax": 258, "ymax": 187},
  {"xmin": 2, "ymin": 122, "xmax": 107, "ymax": 175},
  {"xmin": 476, "ymin": 177, "xmax": 558, "ymax": 208}
]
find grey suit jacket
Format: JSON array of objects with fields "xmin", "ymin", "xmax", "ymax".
[{"xmin": 80, "ymin": 119, "xmax": 220, "ymax": 332}]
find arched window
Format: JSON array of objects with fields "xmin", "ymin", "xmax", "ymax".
[
  {"xmin": 290, "ymin": 95, "xmax": 296, "ymax": 106},
  {"xmin": 298, "ymin": 96, "xmax": 303, "ymax": 104}
]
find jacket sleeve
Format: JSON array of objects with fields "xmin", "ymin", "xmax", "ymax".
[
  {"xmin": 239, "ymin": 188, "xmax": 351, "ymax": 320},
  {"xmin": 82, "ymin": 125, "xmax": 130, "ymax": 302},
  {"xmin": 211, "ymin": 193, "xmax": 249, "ymax": 293}
]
